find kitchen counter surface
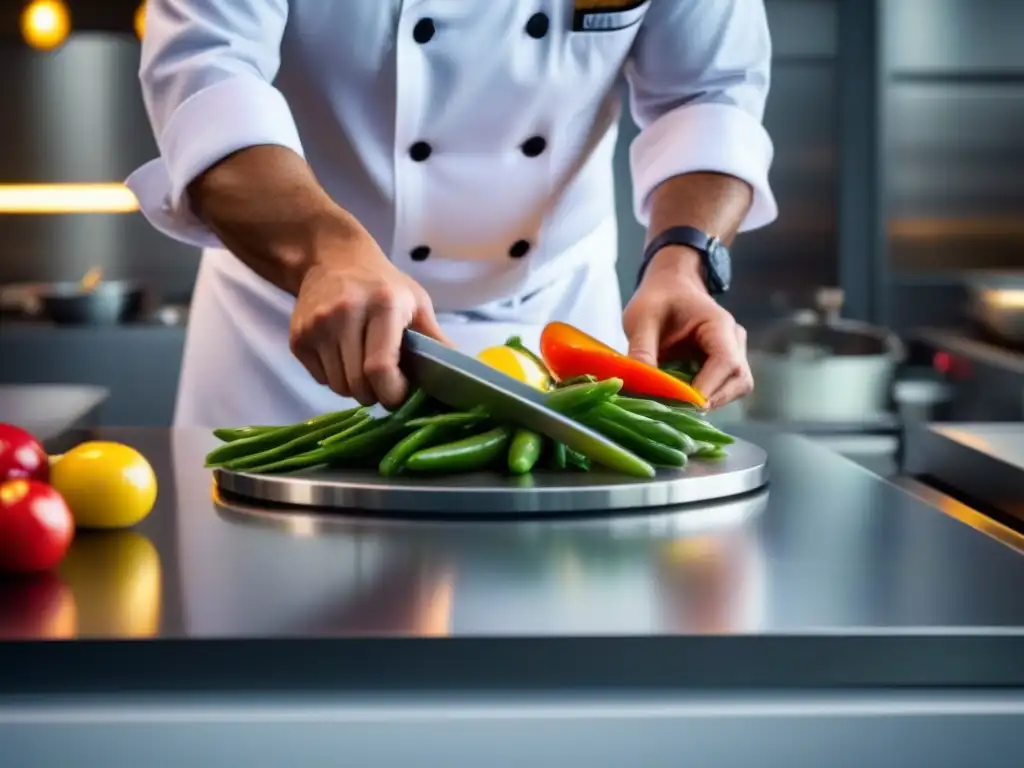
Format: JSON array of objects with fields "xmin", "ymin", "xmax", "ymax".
[
  {"xmin": 4, "ymin": 424, "xmax": 1024, "ymax": 695},
  {"xmin": 904, "ymin": 422, "xmax": 1024, "ymax": 522}
]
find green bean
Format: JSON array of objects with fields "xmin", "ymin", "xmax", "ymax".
[
  {"xmin": 320, "ymin": 389, "xmax": 428, "ymax": 446},
  {"xmin": 611, "ymin": 397, "xmax": 734, "ymax": 445},
  {"xmin": 692, "ymin": 441, "xmax": 729, "ymax": 461},
  {"xmin": 406, "ymin": 426, "xmax": 513, "ymax": 474},
  {"xmin": 543, "ymin": 378, "xmax": 622, "ymax": 415},
  {"xmin": 405, "ymin": 406, "xmax": 488, "ymax": 429},
  {"xmin": 590, "ymin": 401, "xmax": 687, "ymax": 450},
  {"xmin": 212, "ymin": 426, "xmax": 276, "ymax": 442},
  {"xmin": 237, "ymin": 447, "xmax": 331, "ymax": 475},
  {"xmin": 379, "ymin": 422, "xmax": 462, "ymax": 477},
  {"xmin": 508, "ymin": 429, "xmax": 544, "ymax": 475},
  {"xmin": 319, "ymin": 389, "xmax": 430, "ymax": 466},
  {"xmin": 554, "ymin": 374, "xmax": 598, "ymax": 388},
  {"xmin": 546, "ymin": 440, "xmax": 567, "ymax": 470},
  {"xmin": 204, "ymin": 407, "xmax": 361, "ymax": 467},
  {"xmin": 582, "ymin": 415, "xmax": 687, "ymax": 468},
  {"xmin": 225, "ymin": 410, "xmax": 370, "ymax": 471},
  {"xmin": 565, "ymin": 447, "xmax": 591, "ymax": 472},
  {"xmin": 504, "ymin": 336, "xmax": 554, "ymax": 378}
]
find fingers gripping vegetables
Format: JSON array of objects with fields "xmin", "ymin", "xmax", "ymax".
[
  {"xmin": 539, "ymin": 322, "xmax": 707, "ymax": 408},
  {"xmin": 208, "ymin": 337, "xmax": 740, "ymax": 479}
]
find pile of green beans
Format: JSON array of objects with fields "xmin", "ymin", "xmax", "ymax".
[{"xmin": 205, "ymin": 378, "xmax": 736, "ymax": 479}]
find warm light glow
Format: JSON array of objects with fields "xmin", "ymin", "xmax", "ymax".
[
  {"xmin": 984, "ymin": 289, "xmax": 1024, "ymax": 309},
  {"xmin": 134, "ymin": 2, "xmax": 146, "ymax": 40},
  {"xmin": 20, "ymin": 0, "xmax": 71, "ymax": 51},
  {"xmin": 0, "ymin": 184, "xmax": 140, "ymax": 214}
]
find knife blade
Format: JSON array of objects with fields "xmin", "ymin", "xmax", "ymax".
[{"xmin": 399, "ymin": 330, "xmax": 654, "ymax": 477}]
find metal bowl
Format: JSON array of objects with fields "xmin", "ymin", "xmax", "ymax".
[{"xmin": 1, "ymin": 280, "xmax": 149, "ymax": 325}]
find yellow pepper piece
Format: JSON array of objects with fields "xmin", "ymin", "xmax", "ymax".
[{"xmin": 477, "ymin": 346, "xmax": 551, "ymax": 390}]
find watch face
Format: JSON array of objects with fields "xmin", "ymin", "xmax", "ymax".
[{"xmin": 708, "ymin": 239, "xmax": 731, "ymax": 294}]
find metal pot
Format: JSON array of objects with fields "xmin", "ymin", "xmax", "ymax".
[
  {"xmin": 965, "ymin": 270, "xmax": 1024, "ymax": 345},
  {"xmin": 745, "ymin": 288, "xmax": 905, "ymax": 422},
  {"xmin": 0, "ymin": 276, "xmax": 150, "ymax": 325}
]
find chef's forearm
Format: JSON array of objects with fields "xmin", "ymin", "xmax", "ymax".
[
  {"xmin": 643, "ymin": 172, "xmax": 754, "ymax": 286},
  {"xmin": 187, "ymin": 145, "xmax": 361, "ymax": 294}
]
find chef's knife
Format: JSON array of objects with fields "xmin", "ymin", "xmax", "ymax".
[{"xmin": 399, "ymin": 330, "xmax": 652, "ymax": 476}]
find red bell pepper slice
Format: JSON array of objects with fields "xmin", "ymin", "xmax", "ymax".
[{"xmin": 539, "ymin": 322, "xmax": 707, "ymax": 408}]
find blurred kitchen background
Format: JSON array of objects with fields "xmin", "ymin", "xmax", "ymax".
[{"xmin": 0, "ymin": 0, "xmax": 1022, "ymax": 470}]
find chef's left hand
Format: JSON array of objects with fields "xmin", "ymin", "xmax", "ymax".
[{"xmin": 622, "ymin": 246, "xmax": 753, "ymax": 409}]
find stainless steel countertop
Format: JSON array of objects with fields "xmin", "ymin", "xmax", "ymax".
[
  {"xmin": 903, "ymin": 422, "xmax": 1024, "ymax": 521},
  {"xmin": 4, "ymin": 425, "xmax": 1024, "ymax": 694}
]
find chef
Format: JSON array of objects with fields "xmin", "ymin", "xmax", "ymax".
[{"xmin": 127, "ymin": 0, "xmax": 777, "ymax": 427}]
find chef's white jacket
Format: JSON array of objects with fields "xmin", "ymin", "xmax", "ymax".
[{"xmin": 127, "ymin": 0, "xmax": 777, "ymax": 427}]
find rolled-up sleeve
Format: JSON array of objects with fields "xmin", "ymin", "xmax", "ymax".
[
  {"xmin": 625, "ymin": 0, "xmax": 777, "ymax": 232},
  {"xmin": 125, "ymin": 0, "xmax": 302, "ymax": 248}
]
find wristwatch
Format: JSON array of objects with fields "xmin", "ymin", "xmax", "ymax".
[{"xmin": 636, "ymin": 225, "xmax": 732, "ymax": 296}]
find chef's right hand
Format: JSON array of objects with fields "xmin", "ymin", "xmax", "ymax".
[{"xmin": 289, "ymin": 227, "xmax": 452, "ymax": 408}]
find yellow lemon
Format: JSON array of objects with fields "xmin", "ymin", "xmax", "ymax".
[
  {"xmin": 478, "ymin": 346, "xmax": 551, "ymax": 390},
  {"xmin": 50, "ymin": 441, "xmax": 158, "ymax": 529}
]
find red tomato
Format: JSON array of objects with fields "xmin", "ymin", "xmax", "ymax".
[
  {"xmin": 0, "ymin": 423, "xmax": 49, "ymax": 483},
  {"xmin": 0, "ymin": 480, "xmax": 75, "ymax": 573}
]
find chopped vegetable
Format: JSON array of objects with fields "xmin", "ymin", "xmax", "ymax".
[
  {"xmin": 508, "ymin": 429, "xmax": 544, "ymax": 475},
  {"xmin": 539, "ymin": 322, "xmax": 707, "ymax": 408}
]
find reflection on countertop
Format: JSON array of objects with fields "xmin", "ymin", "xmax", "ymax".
[{"xmin": 3, "ymin": 424, "xmax": 1024, "ymax": 695}]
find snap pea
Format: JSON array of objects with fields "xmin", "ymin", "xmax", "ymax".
[
  {"xmin": 565, "ymin": 447, "xmax": 591, "ymax": 472},
  {"xmin": 582, "ymin": 414, "xmax": 687, "ymax": 468},
  {"xmin": 204, "ymin": 407, "xmax": 361, "ymax": 467},
  {"xmin": 611, "ymin": 397, "xmax": 734, "ymax": 446},
  {"xmin": 225, "ymin": 410, "xmax": 370, "ymax": 471},
  {"xmin": 406, "ymin": 426, "xmax": 513, "ymax": 474},
  {"xmin": 212, "ymin": 426, "xmax": 276, "ymax": 443},
  {"xmin": 406, "ymin": 406, "xmax": 488, "ymax": 429},
  {"xmin": 379, "ymin": 422, "xmax": 463, "ymax": 477},
  {"xmin": 590, "ymin": 401, "xmax": 687, "ymax": 450},
  {"xmin": 545, "ymin": 440, "xmax": 567, "ymax": 470},
  {"xmin": 508, "ymin": 429, "xmax": 544, "ymax": 475}
]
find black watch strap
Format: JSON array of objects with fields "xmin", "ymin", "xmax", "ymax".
[{"xmin": 636, "ymin": 225, "xmax": 722, "ymax": 292}]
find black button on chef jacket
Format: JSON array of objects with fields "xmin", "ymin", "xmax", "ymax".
[
  {"xmin": 525, "ymin": 12, "xmax": 549, "ymax": 39},
  {"xmin": 409, "ymin": 141, "xmax": 432, "ymax": 162},
  {"xmin": 509, "ymin": 240, "xmax": 531, "ymax": 259}
]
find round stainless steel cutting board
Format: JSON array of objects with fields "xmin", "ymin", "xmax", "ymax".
[{"xmin": 213, "ymin": 438, "xmax": 769, "ymax": 516}]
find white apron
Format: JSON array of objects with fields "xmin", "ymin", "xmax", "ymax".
[{"xmin": 173, "ymin": 220, "xmax": 627, "ymax": 428}]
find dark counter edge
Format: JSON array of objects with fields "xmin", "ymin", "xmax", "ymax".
[{"xmin": 4, "ymin": 634, "xmax": 1024, "ymax": 694}]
